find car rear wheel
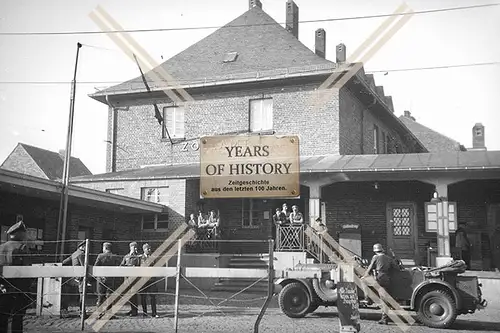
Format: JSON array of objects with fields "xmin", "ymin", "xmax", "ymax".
[
  {"xmin": 416, "ymin": 289, "xmax": 457, "ymax": 329},
  {"xmin": 278, "ymin": 282, "xmax": 311, "ymax": 318}
]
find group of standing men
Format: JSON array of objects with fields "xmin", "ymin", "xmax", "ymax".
[{"xmin": 63, "ymin": 240, "xmax": 159, "ymax": 319}]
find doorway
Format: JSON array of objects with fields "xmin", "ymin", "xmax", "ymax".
[{"xmin": 386, "ymin": 202, "xmax": 418, "ymax": 264}]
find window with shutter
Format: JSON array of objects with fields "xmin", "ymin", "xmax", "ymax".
[
  {"xmin": 249, "ymin": 99, "xmax": 273, "ymax": 132},
  {"xmin": 242, "ymin": 199, "xmax": 261, "ymax": 228},
  {"xmin": 163, "ymin": 106, "xmax": 185, "ymax": 139},
  {"xmin": 425, "ymin": 202, "xmax": 457, "ymax": 232}
]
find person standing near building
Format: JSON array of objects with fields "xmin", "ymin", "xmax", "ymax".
[
  {"xmin": 120, "ymin": 242, "xmax": 141, "ymax": 316},
  {"xmin": 0, "ymin": 221, "xmax": 32, "ymax": 333},
  {"xmin": 94, "ymin": 242, "xmax": 118, "ymax": 318},
  {"xmin": 362, "ymin": 243, "xmax": 398, "ymax": 325},
  {"xmin": 140, "ymin": 244, "xmax": 158, "ymax": 318},
  {"xmin": 62, "ymin": 240, "xmax": 87, "ymax": 318},
  {"xmin": 455, "ymin": 222, "xmax": 472, "ymax": 269},
  {"xmin": 289, "ymin": 205, "xmax": 304, "ymax": 225},
  {"xmin": 281, "ymin": 203, "xmax": 290, "ymax": 225}
]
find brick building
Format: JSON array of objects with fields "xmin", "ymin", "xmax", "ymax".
[{"xmin": 73, "ymin": 1, "xmax": 500, "ymax": 272}]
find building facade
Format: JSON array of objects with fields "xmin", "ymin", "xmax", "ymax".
[{"xmin": 73, "ymin": 2, "xmax": 500, "ymax": 271}]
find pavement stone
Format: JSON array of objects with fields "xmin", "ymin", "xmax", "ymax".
[{"xmin": 22, "ymin": 294, "xmax": 500, "ymax": 333}]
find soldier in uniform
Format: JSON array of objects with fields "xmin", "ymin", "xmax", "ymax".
[
  {"xmin": 0, "ymin": 221, "xmax": 32, "ymax": 333},
  {"xmin": 362, "ymin": 243, "xmax": 398, "ymax": 325},
  {"xmin": 62, "ymin": 240, "xmax": 87, "ymax": 318},
  {"xmin": 140, "ymin": 243, "xmax": 158, "ymax": 318},
  {"xmin": 120, "ymin": 242, "xmax": 141, "ymax": 316},
  {"xmin": 94, "ymin": 242, "xmax": 118, "ymax": 317}
]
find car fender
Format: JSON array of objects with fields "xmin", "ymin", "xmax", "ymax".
[
  {"xmin": 410, "ymin": 279, "xmax": 461, "ymax": 310},
  {"xmin": 275, "ymin": 278, "xmax": 315, "ymax": 299}
]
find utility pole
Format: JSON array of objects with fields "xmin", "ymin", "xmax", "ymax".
[{"xmin": 56, "ymin": 42, "xmax": 82, "ymax": 261}]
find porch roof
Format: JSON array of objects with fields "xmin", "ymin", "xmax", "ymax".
[
  {"xmin": 70, "ymin": 151, "xmax": 500, "ymax": 182},
  {"xmin": 0, "ymin": 169, "xmax": 165, "ymax": 213}
]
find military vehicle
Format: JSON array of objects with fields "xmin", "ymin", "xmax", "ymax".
[{"xmin": 275, "ymin": 255, "xmax": 487, "ymax": 329}]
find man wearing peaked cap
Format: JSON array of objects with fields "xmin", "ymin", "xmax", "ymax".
[
  {"xmin": 62, "ymin": 239, "xmax": 87, "ymax": 319},
  {"xmin": 0, "ymin": 220, "xmax": 32, "ymax": 333},
  {"xmin": 120, "ymin": 241, "xmax": 141, "ymax": 316},
  {"xmin": 94, "ymin": 242, "xmax": 118, "ymax": 318}
]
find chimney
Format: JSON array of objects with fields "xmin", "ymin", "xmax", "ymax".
[
  {"xmin": 336, "ymin": 43, "xmax": 346, "ymax": 63},
  {"xmin": 315, "ymin": 29, "xmax": 326, "ymax": 58},
  {"xmin": 286, "ymin": 0, "xmax": 299, "ymax": 39},
  {"xmin": 472, "ymin": 123, "xmax": 486, "ymax": 150},
  {"xmin": 249, "ymin": 0, "xmax": 262, "ymax": 9},
  {"xmin": 403, "ymin": 110, "xmax": 415, "ymax": 121}
]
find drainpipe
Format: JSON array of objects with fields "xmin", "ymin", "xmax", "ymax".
[{"xmin": 105, "ymin": 95, "xmax": 117, "ymax": 172}]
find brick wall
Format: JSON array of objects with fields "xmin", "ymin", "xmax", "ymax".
[
  {"xmin": 1, "ymin": 145, "xmax": 47, "ymax": 179},
  {"xmin": 76, "ymin": 179, "xmax": 186, "ymax": 233},
  {"xmin": 110, "ymin": 82, "xmax": 340, "ymax": 171},
  {"xmin": 322, "ymin": 181, "xmax": 436, "ymax": 265},
  {"xmin": 338, "ymin": 87, "xmax": 411, "ymax": 155}
]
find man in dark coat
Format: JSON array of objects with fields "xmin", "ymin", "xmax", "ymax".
[
  {"xmin": 120, "ymin": 242, "xmax": 141, "ymax": 316},
  {"xmin": 62, "ymin": 240, "xmax": 87, "ymax": 318},
  {"xmin": 455, "ymin": 222, "xmax": 472, "ymax": 269},
  {"xmin": 94, "ymin": 242, "xmax": 118, "ymax": 316},
  {"xmin": 0, "ymin": 221, "xmax": 32, "ymax": 333},
  {"xmin": 362, "ymin": 243, "xmax": 399, "ymax": 325},
  {"xmin": 140, "ymin": 243, "xmax": 158, "ymax": 318}
]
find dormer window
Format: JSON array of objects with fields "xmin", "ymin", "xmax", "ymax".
[{"xmin": 223, "ymin": 51, "xmax": 238, "ymax": 63}]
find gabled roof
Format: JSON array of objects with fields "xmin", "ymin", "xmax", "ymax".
[
  {"xmin": 399, "ymin": 115, "xmax": 466, "ymax": 152},
  {"xmin": 90, "ymin": 6, "xmax": 335, "ymax": 99},
  {"xmin": 1, "ymin": 143, "xmax": 92, "ymax": 180},
  {"xmin": 70, "ymin": 151, "xmax": 500, "ymax": 182}
]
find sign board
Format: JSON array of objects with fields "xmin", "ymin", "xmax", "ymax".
[
  {"xmin": 340, "ymin": 223, "xmax": 361, "ymax": 233},
  {"xmin": 337, "ymin": 282, "xmax": 361, "ymax": 332},
  {"xmin": 425, "ymin": 201, "xmax": 457, "ymax": 233},
  {"xmin": 199, "ymin": 135, "xmax": 300, "ymax": 199}
]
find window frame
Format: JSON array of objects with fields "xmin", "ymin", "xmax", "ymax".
[
  {"xmin": 163, "ymin": 106, "xmax": 185, "ymax": 139},
  {"xmin": 249, "ymin": 98, "xmax": 273, "ymax": 133},
  {"xmin": 141, "ymin": 186, "xmax": 170, "ymax": 206},
  {"xmin": 105, "ymin": 188, "xmax": 124, "ymax": 195},
  {"xmin": 373, "ymin": 125, "xmax": 379, "ymax": 154},
  {"xmin": 141, "ymin": 213, "xmax": 169, "ymax": 231},
  {"xmin": 241, "ymin": 198, "xmax": 261, "ymax": 229}
]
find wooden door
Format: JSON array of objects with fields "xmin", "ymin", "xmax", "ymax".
[{"xmin": 387, "ymin": 203, "xmax": 418, "ymax": 264}]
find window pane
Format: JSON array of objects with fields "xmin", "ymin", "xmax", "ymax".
[
  {"xmin": 250, "ymin": 100, "xmax": 262, "ymax": 132},
  {"xmin": 262, "ymin": 99, "xmax": 273, "ymax": 130},
  {"xmin": 156, "ymin": 221, "xmax": 169, "ymax": 229},
  {"xmin": 174, "ymin": 107, "xmax": 185, "ymax": 138},
  {"xmin": 143, "ymin": 222, "xmax": 155, "ymax": 230}
]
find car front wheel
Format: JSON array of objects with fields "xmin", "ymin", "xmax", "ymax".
[
  {"xmin": 278, "ymin": 282, "xmax": 311, "ymax": 318},
  {"xmin": 416, "ymin": 289, "xmax": 457, "ymax": 329}
]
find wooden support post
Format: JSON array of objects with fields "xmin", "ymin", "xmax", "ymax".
[
  {"xmin": 174, "ymin": 239, "xmax": 182, "ymax": 333},
  {"xmin": 80, "ymin": 239, "xmax": 90, "ymax": 331},
  {"xmin": 254, "ymin": 239, "xmax": 274, "ymax": 333}
]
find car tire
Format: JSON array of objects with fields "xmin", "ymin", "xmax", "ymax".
[
  {"xmin": 278, "ymin": 282, "xmax": 311, "ymax": 318},
  {"xmin": 416, "ymin": 289, "xmax": 457, "ymax": 329},
  {"xmin": 306, "ymin": 303, "xmax": 320, "ymax": 314}
]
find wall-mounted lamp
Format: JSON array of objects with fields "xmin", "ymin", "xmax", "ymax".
[{"xmin": 374, "ymin": 182, "xmax": 379, "ymax": 190}]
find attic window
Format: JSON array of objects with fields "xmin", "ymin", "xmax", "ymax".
[{"xmin": 223, "ymin": 51, "xmax": 238, "ymax": 63}]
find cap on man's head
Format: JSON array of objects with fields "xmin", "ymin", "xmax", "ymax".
[
  {"xmin": 129, "ymin": 241, "xmax": 138, "ymax": 248},
  {"xmin": 103, "ymin": 242, "xmax": 112, "ymax": 249},
  {"xmin": 7, "ymin": 221, "xmax": 27, "ymax": 235},
  {"xmin": 143, "ymin": 243, "xmax": 151, "ymax": 250},
  {"xmin": 77, "ymin": 240, "xmax": 86, "ymax": 248}
]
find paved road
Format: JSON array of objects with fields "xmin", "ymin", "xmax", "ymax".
[{"xmin": 24, "ymin": 302, "xmax": 500, "ymax": 333}]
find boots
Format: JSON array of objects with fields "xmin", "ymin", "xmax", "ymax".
[{"xmin": 378, "ymin": 313, "xmax": 389, "ymax": 325}]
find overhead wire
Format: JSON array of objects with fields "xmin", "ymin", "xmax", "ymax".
[
  {"xmin": 0, "ymin": 3, "xmax": 498, "ymax": 36},
  {"xmin": 0, "ymin": 61, "xmax": 499, "ymax": 85}
]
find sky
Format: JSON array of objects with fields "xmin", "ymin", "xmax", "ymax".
[{"xmin": 0, "ymin": 0, "xmax": 499, "ymax": 174}]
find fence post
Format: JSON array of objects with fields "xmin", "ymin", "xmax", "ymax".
[
  {"xmin": 253, "ymin": 239, "xmax": 274, "ymax": 333},
  {"xmin": 80, "ymin": 239, "xmax": 90, "ymax": 331},
  {"xmin": 174, "ymin": 239, "xmax": 182, "ymax": 333}
]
